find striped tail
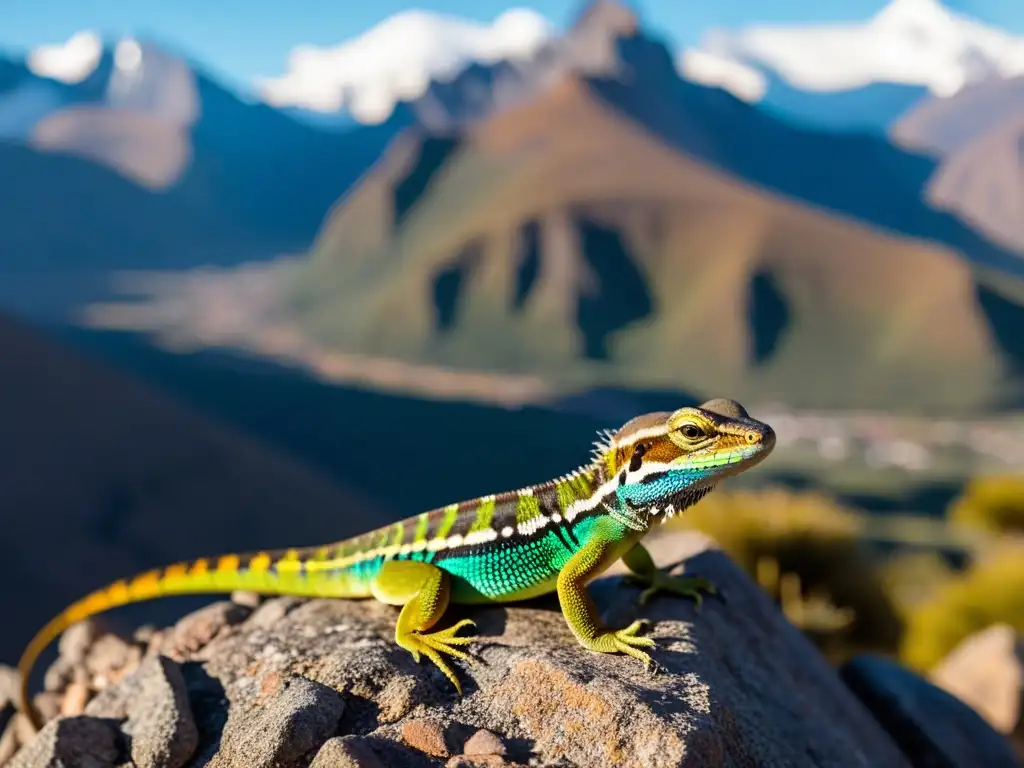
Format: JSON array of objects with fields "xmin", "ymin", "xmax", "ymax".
[{"xmin": 17, "ymin": 545, "xmax": 372, "ymax": 731}]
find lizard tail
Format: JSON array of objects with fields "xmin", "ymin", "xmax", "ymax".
[{"xmin": 17, "ymin": 546, "xmax": 372, "ymax": 731}]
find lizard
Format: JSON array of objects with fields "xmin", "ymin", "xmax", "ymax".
[{"xmin": 16, "ymin": 398, "xmax": 775, "ymax": 730}]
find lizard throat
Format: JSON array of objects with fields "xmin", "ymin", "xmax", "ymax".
[{"xmin": 638, "ymin": 484, "xmax": 716, "ymax": 526}]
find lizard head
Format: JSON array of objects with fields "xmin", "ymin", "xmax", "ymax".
[{"xmin": 600, "ymin": 398, "xmax": 775, "ymax": 528}]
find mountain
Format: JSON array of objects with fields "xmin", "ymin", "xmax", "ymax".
[
  {"xmin": 891, "ymin": 76, "xmax": 1024, "ymax": 254},
  {"xmin": 0, "ymin": 312, "xmax": 394, "ymax": 665},
  {"xmin": 892, "ymin": 75, "xmax": 1024, "ymax": 157},
  {"xmin": 0, "ymin": 17, "xmax": 597, "ymax": 282},
  {"xmin": 278, "ymin": 2, "xmax": 1024, "ymax": 415},
  {"xmin": 0, "ymin": 44, "xmax": 414, "ymax": 320},
  {"xmin": 0, "ymin": 58, "xmax": 76, "ymax": 140},
  {"xmin": 0, "ymin": 139, "xmax": 254, "ymax": 271},
  {"xmin": 680, "ymin": 0, "xmax": 1024, "ymax": 133}
]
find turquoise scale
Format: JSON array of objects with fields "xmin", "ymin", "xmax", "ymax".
[{"xmin": 438, "ymin": 516, "xmax": 604, "ymax": 603}]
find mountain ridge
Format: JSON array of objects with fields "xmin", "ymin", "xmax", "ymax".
[{"xmin": 281, "ymin": 34, "xmax": 1024, "ymax": 413}]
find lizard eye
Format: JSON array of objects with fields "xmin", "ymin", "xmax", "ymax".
[{"xmin": 679, "ymin": 424, "xmax": 706, "ymax": 440}]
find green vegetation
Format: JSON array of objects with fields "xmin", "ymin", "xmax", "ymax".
[
  {"xmin": 672, "ymin": 478, "xmax": 1024, "ymax": 671},
  {"xmin": 899, "ymin": 541, "xmax": 1024, "ymax": 671},
  {"xmin": 669, "ymin": 487, "xmax": 902, "ymax": 663},
  {"xmin": 948, "ymin": 475, "xmax": 1024, "ymax": 535}
]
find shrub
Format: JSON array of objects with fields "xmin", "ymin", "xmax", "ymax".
[
  {"xmin": 673, "ymin": 487, "xmax": 903, "ymax": 662},
  {"xmin": 948, "ymin": 475, "xmax": 1024, "ymax": 535},
  {"xmin": 899, "ymin": 540, "xmax": 1024, "ymax": 671}
]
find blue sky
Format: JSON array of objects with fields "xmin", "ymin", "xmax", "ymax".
[{"xmin": 3, "ymin": 0, "xmax": 1022, "ymax": 90}]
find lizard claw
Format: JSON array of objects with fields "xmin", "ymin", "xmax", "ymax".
[
  {"xmin": 595, "ymin": 619, "xmax": 657, "ymax": 667},
  {"xmin": 399, "ymin": 619, "xmax": 477, "ymax": 694}
]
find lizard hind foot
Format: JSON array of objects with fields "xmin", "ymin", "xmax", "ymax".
[
  {"xmin": 399, "ymin": 619, "xmax": 477, "ymax": 694},
  {"xmin": 591, "ymin": 619, "xmax": 657, "ymax": 667},
  {"xmin": 627, "ymin": 573, "xmax": 718, "ymax": 610}
]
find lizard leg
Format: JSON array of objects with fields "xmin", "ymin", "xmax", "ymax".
[
  {"xmin": 371, "ymin": 559, "xmax": 476, "ymax": 693},
  {"xmin": 621, "ymin": 542, "xmax": 717, "ymax": 609},
  {"xmin": 557, "ymin": 537, "xmax": 657, "ymax": 667}
]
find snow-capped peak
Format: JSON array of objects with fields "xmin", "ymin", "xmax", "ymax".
[
  {"xmin": 26, "ymin": 30, "xmax": 103, "ymax": 84},
  {"xmin": 681, "ymin": 0, "xmax": 1024, "ymax": 101},
  {"xmin": 255, "ymin": 8, "xmax": 554, "ymax": 123}
]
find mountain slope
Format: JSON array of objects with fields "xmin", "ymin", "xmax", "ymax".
[
  {"xmin": 592, "ymin": 30, "xmax": 1024, "ymax": 279},
  {"xmin": 891, "ymin": 76, "xmax": 1024, "ymax": 254},
  {"xmin": 0, "ymin": 37, "xmax": 412, "ymax": 259},
  {"xmin": 270, "ymin": 5, "xmax": 1024, "ymax": 414},
  {"xmin": 0, "ymin": 139, "xmax": 259, "ymax": 272},
  {"xmin": 892, "ymin": 76, "xmax": 1024, "ymax": 157},
  {"xmin": 284, "ymin": 67, "xmax": 1022, "ymax": 414},
  {"xmin": 0, "ymin": 313, "xmax": 393, "ymax": 664}
]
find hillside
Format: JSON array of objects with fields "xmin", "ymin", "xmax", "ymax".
[
  {"xmin": 892, "ymin": 77, "xmax": 1024, "ymax": 254},
  {"xmin": 0, "ymin": 139, "xmax": 261, "ymax": 272},
  {"xmin": 0, "ymin": 314, "xmax": 393, "ymax": 665},
  {"xmin": 282, "ymin": 25, "xmax": 1024, "ymax": 414},
  {"xmin": 0, "ymin": 39, "xmax": 411, "ymax": 274}
]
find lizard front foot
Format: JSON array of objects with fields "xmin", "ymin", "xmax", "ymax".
[
  {"xmin": 585, "ymin": 619, "xmax": 657, "ymax": 667},
  {"xmin": 397, "ymin": 619, "xmax": 476, "ymax": 693},
  {"xmin": 626, "ymin": 572, "xmax": 718, "ymax": 609}
]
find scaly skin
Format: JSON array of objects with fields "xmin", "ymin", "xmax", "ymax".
[{"xmin": 16, "ymin": 398, "xmax": 775, "ymax": 729}]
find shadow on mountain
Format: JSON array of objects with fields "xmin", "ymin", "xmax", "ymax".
[
  {"xmin": 977, "ymin": 283, "xmax": 1024, "ymax": 375},
  {"xmin": 49, "ymin": 326, "xmax": 611, "ymax": 518},
  {"xmin": 513, "ymin": 220, "xmax": 541, "ymax": 311},
  {"xmin": 181, "ymin": 76, "xmax": 412, "ymax": 247},
  {"xmin": 0, "ymin": 139, "xmax": 259, "ymax": 272},
  {"xmin": 576, "ymin": 216, "xmax": 653, "ymax": 360},
  {"xmin": 394, "ymin": 135, "xmax": 462, "ymax": 224},
  {"xmin": 0, "ymin": 314, "xmax": 393, "ymax": 666},
  {"xmin": 433, "ymin": 239, "xmax": 484, "ymax": 331},
  {"xmin": 747, "ymin": 269, "xmax": 790, "ymax": 365}
]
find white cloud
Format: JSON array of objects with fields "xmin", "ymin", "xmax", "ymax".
[
  {"xmin": 678, "ymin": 49, "xmax": 766, "ymax": 102},
  {"xmin": 255, "ymin": 8, "xmax": 554, "ymax": 123},
  {"xmin": 27, "ymin": 30, "xmax": 103, "ymax": 85},
  {"xmin": 684, "ymin": 0, "xmax": 1024, "ymax": 98}
]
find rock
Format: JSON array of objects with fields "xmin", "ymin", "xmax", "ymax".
[
  {"xmin": 840, "ymin": 654, "xmax": 1023, "ymax": 768},
  {"xmin": 86, "ymin": 655, "xmax": 198, "ymax": 768},
  {"xmin": 43, "ymin": 623, "xmax": 140, "ymax": 698},
  {"xmin": 244, "ymin": 596, "xmax": 306, "ymax": 631},
  {"xmin": 231, "ymin": 590, "xmax": 264, "ymax": 609},
  {"xmin": 28, "ymin": 693, "xmax": 61, "ymax": 727},
  {"xmin": 6, "ymin": 715, "xmax": 120, "ymax": 768},
  {"xmin": 163, "ymin": 600, "xmax": 251, "ymax": 658},
  {"xmin": 84, "ymin": 634, "xmax": 141, "ymax": 686},
  {"xmin": 463, "ymin": 728, "xmax": 505, "ymax": 757},
  {"xmin": 58, "ymin": 682, "xmax": 90, "ymax": 717},
  {"xmin": 9, "ymin": 532, "xmax": 917, "ymax": 768},
  {"xmin": 446, "ymin": 756, "xmax": 515, "ymax": 768},
  {"xmin": 929, "ymin": 623, "xmax": 1023, "ymax": 738},
  {"xmin": 208, "ymin": 676, "xmax": 346, "ymax": 768},
  {"xmin": 0, "ymin": 665, "xmax": 18, "ymax": 734},
  {"xmin": 0, "ymin": 722, "xmax": 18, "ymax": 767},
  {"xmin": 309, "ymin": 735, "xmax": 385, "ymax": 768},
  {"xmin": 57, "ymin": 620, "xmax": 103, "ymax": 667},
  {"xmin": 401, "ymin": 718, "xmax": 449, "ymax": 757}
]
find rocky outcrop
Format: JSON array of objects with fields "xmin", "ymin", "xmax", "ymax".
[
  {"xmin": 928, "ymin": 623, "xmax": 1024, "ymax": 759},
  {"xmin": 1, "ymin": 532, "xmax": 1015, "ymax": 767}
]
